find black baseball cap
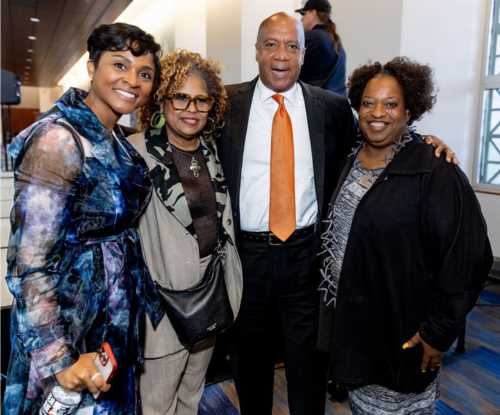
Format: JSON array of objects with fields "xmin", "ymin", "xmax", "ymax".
[{"xmin": 295, "ymin": 0, "xmax": 332, "ymax": 14}]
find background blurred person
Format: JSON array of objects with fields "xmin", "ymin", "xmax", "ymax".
[
  {"xmin": 317, "ymin": 57, "xmax": 492, "ymax": 415},
  {"xmin": 3, "ymin": 23, "xmax": 161, "ymax": 413},
  {"xmin": 129, "ymin": 50, "xmax": 242, "ymax": 415},
  {"xmin": 296, "ymin": 0, "xmax": 347, "ymax": 95}
]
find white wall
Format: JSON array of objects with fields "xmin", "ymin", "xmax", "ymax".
[
  {"xmin": 17, "ymin": 86, "xmax": 40, "ymax": 109},
  {"xmin": 334, "ymin": 0, "xmax": 403, "ymax": 75},
  {"xmin": 39, "ymin": 86, "xmax": 64, "ymax": 112},
  {"xmin": 401, "ymin": 0, "xmax": 486, "ymax": 176},
  {"xmin": 478, "ymin": 193, "xmax": 500, "ymax": 256},
  {"xmin": 207, "ymin": 0, "xmax": 242, "ymax": 85},
  {"xmin": 174, "ymin": 0, "xmax": 207, "ymax": 55}
]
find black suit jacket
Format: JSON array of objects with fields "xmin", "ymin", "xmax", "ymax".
[{"xmin": 218, "ymin": 77, "xmax": 357, "ymax": 235}]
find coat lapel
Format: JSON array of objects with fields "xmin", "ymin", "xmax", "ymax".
[
  {"xmin": 146, "ymin": 127, "xmax": 229, "ymax": 236},
  {"xmin": 146, "ymin": 127, "xmax": 195, "ymax": 234},
  {"xmin": 300, "ymin": 81, "xmax": 326, "ymax": 218},
  {"xmin": 227, "ymin": 78, "xmax": 257, "ymax": 211},
  {"xmin": 199, "ymin": 136, "xmax": 228, "ymax": 222}
]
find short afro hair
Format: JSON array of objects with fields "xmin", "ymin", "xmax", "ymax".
[{"xmin": 348, "ymin": 57, "xmax": 436, "ymax": 124}]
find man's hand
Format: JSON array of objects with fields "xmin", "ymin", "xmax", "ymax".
[
  {"xmin": 54, "ymin": 352, "xmax": 111, "ymax": 396},
  {"xmin": 423, "ymin": 135, "xmax": 459, "ymax": 164},
  {"xmin": 402, "ymin": 332, "xmax": 444, "ymax": 373}
]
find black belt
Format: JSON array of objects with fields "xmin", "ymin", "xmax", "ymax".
[{"xmin": 239, "ymin": 225, "xmax": 315, "ymax": 245}]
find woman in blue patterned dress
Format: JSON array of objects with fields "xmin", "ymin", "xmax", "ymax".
[{"xmin": 3, "ymin": 23, "xmax": 162, "ymax": 414}]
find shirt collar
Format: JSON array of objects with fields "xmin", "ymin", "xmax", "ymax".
[{"xmin": 256, "ymin": 77, "xmax": 300, "ymax": 106}]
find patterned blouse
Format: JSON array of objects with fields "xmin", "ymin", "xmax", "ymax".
[{"xmin": 3, "ymin": 88, "xmax": 161, "ymax": 414}]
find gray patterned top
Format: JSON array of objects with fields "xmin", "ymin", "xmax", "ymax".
[{"xmin": 318, "ymin": 158, "xmax": 384, "ymax": 306}]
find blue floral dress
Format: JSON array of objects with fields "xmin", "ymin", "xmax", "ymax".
[{"xmin": 3, "ymin": 88, "xmax": 162, "ymax": 414}]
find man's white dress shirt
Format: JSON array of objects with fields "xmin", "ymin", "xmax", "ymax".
[{"xmin": 239, "ymin": 79, "xmax": 318, "ymax": 232}]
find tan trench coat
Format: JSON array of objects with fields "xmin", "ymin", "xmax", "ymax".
[{"xmin": 128, "ymin": 131, "xmax": 243, "ymax": 358}]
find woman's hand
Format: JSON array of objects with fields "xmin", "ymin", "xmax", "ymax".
[
  {"xmin": 54, "ymin": 352, "xmax": 111, "ymax": 395},
  {"xmin": 423, "ymin": 135, "xmax": 459, "ymax": 164},
  {"xmin": 402, "ymin": 332, "xmax": 444, "ymax": 373}
]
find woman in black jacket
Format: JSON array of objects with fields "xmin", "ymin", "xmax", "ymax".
[{"xmin": 317, "ymin": 57, "xmax": 492, "ymax": 414}]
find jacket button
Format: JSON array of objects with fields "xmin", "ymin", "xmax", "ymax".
[{"xmin": 226, "ymin": 218, "xmax": 232, "ymax": 225}]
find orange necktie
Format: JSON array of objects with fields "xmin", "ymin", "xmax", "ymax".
[{"xmin": 269, "ymin": 94, "xmax": 296, "ymax": 241}]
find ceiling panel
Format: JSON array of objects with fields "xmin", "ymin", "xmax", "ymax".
[{"xmin": 1, "ymin": 0, "xmax": 132, "ymax": 87}]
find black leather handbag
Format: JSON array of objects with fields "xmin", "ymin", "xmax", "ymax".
[{"xmin": 154, "ymin": 240, "xmax": 234, "ymax": 348}]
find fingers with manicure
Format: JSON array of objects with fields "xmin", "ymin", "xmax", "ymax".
[{"xmin": 402, "ymin": 331, "xmax": 444, "ymax": 373}]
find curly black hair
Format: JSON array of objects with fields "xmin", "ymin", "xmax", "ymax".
[
  {"xmin": 87, "ymin": 23, "xmax": 162, "ymax": 91},
  {"xmin": 348, "ymin": 57, "xmax": 436, "ymax": 124},
  {"xmin": 139, "ymin": 50, "xmax": 227, "ymax": 140}
]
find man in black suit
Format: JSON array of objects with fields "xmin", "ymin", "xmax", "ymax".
[{"xmin": 218, "ymin": 12, "xmax": 356, "ymax": 415}]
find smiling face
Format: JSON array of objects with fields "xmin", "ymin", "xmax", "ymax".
[
  {"xmin": 163, "ymin": 72, "xmax": 210, "ymax": 149},
  {"xmin": 256, "ymin": 15, "xmax": 304, "ymax": 93},
  {"xmin": 358, "ymin": 74, "xmax": 410, "ymax": 149},
  {"xmin": 86, "ymin": 49, "xmax": 155, "ymax": 128}
]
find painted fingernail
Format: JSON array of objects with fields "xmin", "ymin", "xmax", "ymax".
[{"xmin": 402, "ymin": 342, "xmax": 409, "ymax": 350}]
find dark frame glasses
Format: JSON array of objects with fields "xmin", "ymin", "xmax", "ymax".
[{"xmin": 166, "ymin": 93, "xmax": 215, "ymax": 113}]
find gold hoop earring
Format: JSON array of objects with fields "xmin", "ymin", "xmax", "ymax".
[{"xmin": 150, "ymin": 111, "xmax": 165, "ymax": 129}]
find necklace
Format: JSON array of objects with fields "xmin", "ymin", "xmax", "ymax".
[{"xmin": 189, "ymin": 155, "xmax": 201, "ymax": 178}]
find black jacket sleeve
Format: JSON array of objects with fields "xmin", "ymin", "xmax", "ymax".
[{"xmin": 419, "ymin": 159, "xmax": 493, "ymax": 351}]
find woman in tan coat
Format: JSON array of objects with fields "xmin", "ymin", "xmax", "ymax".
[{"xmin": 128, "ymin": 50, "xmax": 242, "ymax": 415}]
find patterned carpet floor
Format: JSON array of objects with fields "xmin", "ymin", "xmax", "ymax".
[{"xmin": 198, "ymin": 283, "xmax": 500, "ymax": 415}]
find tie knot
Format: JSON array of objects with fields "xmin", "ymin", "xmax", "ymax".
[{"xmin": 272, "ymin": 94, "xmax": 285, "ymax": 106}]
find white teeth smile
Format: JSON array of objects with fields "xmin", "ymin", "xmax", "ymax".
[
  {"xmin": 369, "ymin": 121, "xmax": 387, "ymax": 131},
  {"xmin": 115, "ymin": 89, "xmax": 136, "ymax": 99}
]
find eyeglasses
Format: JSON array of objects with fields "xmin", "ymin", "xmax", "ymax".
[{"xmin": 166, "ymin": 93, "xmax": 215, "ymax": 113}]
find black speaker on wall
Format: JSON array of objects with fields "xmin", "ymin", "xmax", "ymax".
[{"xmin": 1, "ymin": 69, "xmax": 21, "ymax": 105}]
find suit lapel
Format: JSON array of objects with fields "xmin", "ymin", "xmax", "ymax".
[
  {"xmin": 300, "ymin": 81, "xmax": 326, "ymax": 218},
  {"xmin": 228, "ymin": 78, "xmax": 258, "ymax": 212}
]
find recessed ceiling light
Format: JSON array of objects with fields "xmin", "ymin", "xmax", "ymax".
[
  {"xmin": 30, "ymin": 17, "xmax": 40, "ymax": 23},
  {"xmin": 26, "ymin": 58, "xmax": 32, "ymax": 63},
  {"xmin": 28, "ymin": 35, "xmax": 36, "ymax": 40},
  {"xmin": 27, "ymin": 49, "xmax": 34, "ymax": 53}
]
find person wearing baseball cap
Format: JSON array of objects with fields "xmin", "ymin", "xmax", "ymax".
[
  {"xmin": 296, "ymin": 0, "xmax": 347, "ymax": 95},
  {"xmin": 295, "ymin": 0, "xmax": 332, "ymax": 14}
]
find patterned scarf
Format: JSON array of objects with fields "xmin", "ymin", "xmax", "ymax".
[{"xmin": 144, "ymin": 125, "xmax": 227, "ymax": 236}]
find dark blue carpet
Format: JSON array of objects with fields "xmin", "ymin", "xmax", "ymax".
[
  {"xmin": 199, "ymin": 384, "xmax": 239, "ymax": 415},
  {"xmin": 435, "ymin": 400, "xmax": 464, "ymax": 415}
]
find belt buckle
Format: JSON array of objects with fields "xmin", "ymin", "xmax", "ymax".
[{"xmin": 268, "ymin": 232, "xmax": 283, "ymax": 246}]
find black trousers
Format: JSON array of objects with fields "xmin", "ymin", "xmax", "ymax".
[{"xmin": 230, "ymin": 230, "xmax": 327, "ymax": 415}]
